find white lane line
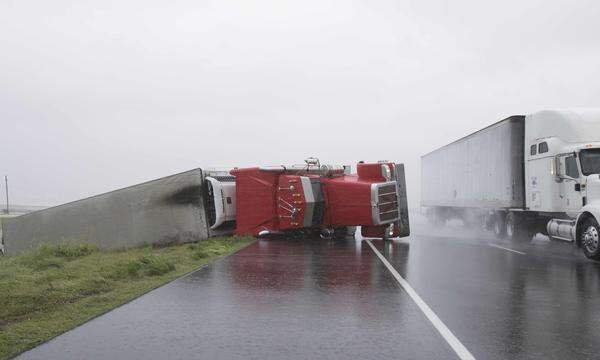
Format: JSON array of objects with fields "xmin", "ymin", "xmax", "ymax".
[
  {"xmin": 366, "ymin": 240, "xmax": 476, "ymax": 360},
  {"xmin": 488, "ymin": 243, "xmax": 526, "ymax": 255}
]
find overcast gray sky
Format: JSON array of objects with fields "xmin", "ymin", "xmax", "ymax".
[{"xmin": 1, "ymin": 0, "xmax": 599, "ymax": 208}]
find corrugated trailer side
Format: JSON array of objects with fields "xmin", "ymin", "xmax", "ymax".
[
  {"xmin": 2, "ymin": 169, "xmax": 210, "ymax": 255},
  {"xmin": 421, "ymin": 116, "xmax": 525, "ymax": 209}
]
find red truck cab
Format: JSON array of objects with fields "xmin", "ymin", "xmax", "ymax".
[{"xmin": 230, "ymin": 160, "xmax": 409, "ymax": 240}]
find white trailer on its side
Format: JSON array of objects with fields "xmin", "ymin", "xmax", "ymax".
[{"xmin": 421, "ymin": 109, "xmax": 600, "ymax": 260}]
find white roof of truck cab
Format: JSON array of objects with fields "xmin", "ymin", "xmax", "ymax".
[{"xmin": 527, "ymin": 108, "xmax": 600, "ymax": 143}]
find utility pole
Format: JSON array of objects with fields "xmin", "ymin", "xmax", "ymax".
[{"xmin": 4, "ymin": 175, "xmax": 8, "ymax": 214}]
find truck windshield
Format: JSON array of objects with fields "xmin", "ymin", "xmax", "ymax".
[{"xmin": 579, "ymin": 149, "xmax": 600, "ymax": 175}]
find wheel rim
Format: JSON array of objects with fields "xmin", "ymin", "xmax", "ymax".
[{"xmin": 583, "ymin": 225, "xmax": 599, "ymax": 253}]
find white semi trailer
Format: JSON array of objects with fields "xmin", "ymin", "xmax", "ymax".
[{"xmin": 421, "ymin": 109, "xmax": 600, "ymax": 260}]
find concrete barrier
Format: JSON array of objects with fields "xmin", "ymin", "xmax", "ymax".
[{"xmin": 1, "ymin": 169, "xmax": 209, "ymax": 255}]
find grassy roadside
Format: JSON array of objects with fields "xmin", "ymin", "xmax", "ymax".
[{"xmin": 0, "ymin": 236, "xmax": 255, "ymax": 359}]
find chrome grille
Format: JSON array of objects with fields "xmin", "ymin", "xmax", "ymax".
[{"xmin": 372, "ymin": 182, "xmax": 400, "ymax": 224}]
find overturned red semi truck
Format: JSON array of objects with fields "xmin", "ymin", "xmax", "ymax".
[{"xmin": 204, "ymin": 159, "xmax": 410, "ymax": 240}]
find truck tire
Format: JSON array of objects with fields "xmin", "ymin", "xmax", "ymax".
[
  {"xmin": 580, "ymin": 218, "xmax": 600, "ymax": 260},
  {"xmin": 505, "ymin": 212, "xmax": 533, "ymax": 242},
  {"xmin": 505, "ymin": 212, "xmax": 519, "ymax": 241},
  {"xmin": 492, "ymin": 213, "xmax": 507, "ymax": 238}
]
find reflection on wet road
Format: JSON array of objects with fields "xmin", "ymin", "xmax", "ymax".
[
  {"xmin": 369, "ymin": 222, "xmax": 600, "ymax": 360},
  {"xmin": 17, "ymin": 221, "xmax": 600, "ymax": 360}
]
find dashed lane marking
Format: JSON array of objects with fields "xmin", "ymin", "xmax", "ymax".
[{"xmin": 488, "ymin": 243, "xmax": 526, "ymax": 255}]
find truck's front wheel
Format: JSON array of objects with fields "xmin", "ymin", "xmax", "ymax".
[{"xmin": 581, "ymin": 218, "xmax": 600, "ymax": 260}]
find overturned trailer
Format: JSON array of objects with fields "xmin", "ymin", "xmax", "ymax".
[
  {"xmin": 1, "ymin": 169, "xmax": 213, "ymax": 255},
  {"xmin": 1, "ymin": 159, "xmax": 410, "ymax": 255}
]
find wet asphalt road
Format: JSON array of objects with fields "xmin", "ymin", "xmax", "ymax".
[{"xmin": 17, "ymin": 219, "xmax": 600, "ymax": 360}]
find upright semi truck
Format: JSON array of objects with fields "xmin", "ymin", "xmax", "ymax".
[{"xmin": 421, "ymin": 109, "xmax": 600, "ymax": 260}]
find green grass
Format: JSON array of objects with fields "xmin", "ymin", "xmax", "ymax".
[{"xmin": 0, "ymin": 236, "xmax": 254, "ymax": 359}]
